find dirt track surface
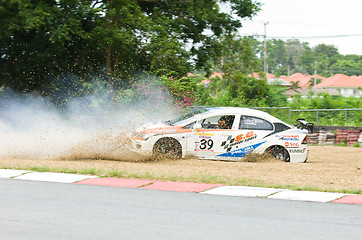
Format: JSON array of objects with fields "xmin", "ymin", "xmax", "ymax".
[{"xmin": 1, "ymin": 146, "xmax": 361, "ymax": 191}]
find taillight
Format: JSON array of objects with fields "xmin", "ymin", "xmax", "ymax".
[{"xmin": 302, "ymin": 136, "xmax": 308, "ymax": 144}]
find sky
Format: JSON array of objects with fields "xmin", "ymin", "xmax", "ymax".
[{"xmin": 237, "ymin": 0, "xmax": 362, "ymax": 55}]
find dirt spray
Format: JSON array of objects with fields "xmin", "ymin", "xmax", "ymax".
[{"xmin": 0, "ymin": 77, "xmax": 179, "ymax": 161}]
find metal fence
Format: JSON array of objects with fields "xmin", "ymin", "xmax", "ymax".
[{"xmin": 252, "ymin": 107, "xmax": 362, "ymax": 127}]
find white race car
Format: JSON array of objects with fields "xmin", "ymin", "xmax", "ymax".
[{"xmin": 134, "ymin": 107, "xmax": 313, "ymax": 163}]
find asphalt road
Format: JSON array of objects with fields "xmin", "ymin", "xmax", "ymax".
[{"xmin": 1, "ymin": 178, "xmax": 361, "ymax": 240}]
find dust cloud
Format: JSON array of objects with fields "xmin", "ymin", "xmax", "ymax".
[{"xmin": 0, "ymin": 77, "xmax": 179, "ymax": 161}]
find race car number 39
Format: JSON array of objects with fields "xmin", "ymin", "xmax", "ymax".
[
  {"xmin": 195, "ymin": 133, "xmax": 214, "ymax": 151},
  {"xmin": 200, "ymin": 139, "xmax": 214, "ymax": 150}
]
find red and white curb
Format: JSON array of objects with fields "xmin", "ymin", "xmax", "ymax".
[
  {"xmin": 0, "ymin": 169, "xmax": 97, "ymax": 183},
  {"xmin": 201, "ymin": 186, "xmax": 349, "ymax": 203},
  {"xmin": 1, "ymin": 169, "xmax": 361, "ymax": 204}
]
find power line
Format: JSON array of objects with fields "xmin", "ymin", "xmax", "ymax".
[{"xmin": 252, "ymin": 33, "xmax": 362, "ymax": 39}]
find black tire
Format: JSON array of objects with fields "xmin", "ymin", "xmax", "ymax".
[
  {"xmin": 153, "ymin": 138, "xmax": 182, "ymax": 159},
  {"xmin": 266, "ymin": 145, "xmax": 290, "ymax": 162}
]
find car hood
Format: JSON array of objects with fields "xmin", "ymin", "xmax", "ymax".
[{"xmin": 136, "ymin": 122, "xmax": 169, "ymax": 132}]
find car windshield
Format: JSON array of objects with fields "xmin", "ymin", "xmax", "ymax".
[{"xmin": 164, "ymin": 107, "xmax": 209, "ymax": 126}]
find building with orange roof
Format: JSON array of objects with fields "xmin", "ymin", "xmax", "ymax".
[
  {"xmin": 249, "ymin": 72, "xmax": 277, "ymax": 79},
  {"xmin": 314, "ymin": 74, "xmax": 362, "ymax": 97},
  {"xmin": 279, "ymin": 73, "xmax": 326, "ymax": 89},
  {"xmin": 198, "ymin": 72, "xmax": 223, "ymax": 86},
  {"xmin": 198, "ymin": 71, "xmax": 362, "ymax": 97},
  {"xmin": 249, "ymin": 72, "xmax": 291, "ymax": 87},
  {"xmin": 351, "ymin": 75, "xmax": 362, "ymax": 82},
  {"xmin": 210, "ymin": 72, "xmax": 223, "ymax": 79}
]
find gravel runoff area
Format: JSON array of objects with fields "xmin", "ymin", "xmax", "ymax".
[{"xmin": 0, "ymin": 146, "xmax": 361, "ymax": 192}]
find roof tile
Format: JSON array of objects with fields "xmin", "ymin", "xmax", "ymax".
[{"xmin": 315, "ymin": 74, "xmax": 362, "ymax": 88}]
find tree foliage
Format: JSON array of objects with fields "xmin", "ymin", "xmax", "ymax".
[
  {"xmin": 263, "ymin": 39, "xmax": 362, "ymax": 77},
  {"xmin": 1, "ymin": 0, "xmax": 360, "ymax": 119},
  {"xmin": 0, "ymin": 0, "xmax": 260, "ymax": 93}
]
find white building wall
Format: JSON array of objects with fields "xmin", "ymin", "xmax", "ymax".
[{"xmin": 339, "ymin": 88, "xmax": 362, "ymax": 97}]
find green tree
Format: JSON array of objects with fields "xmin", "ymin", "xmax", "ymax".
[
  {"xmin": 266, "ymin": 39, "xmax": 287, "ymax": 75},
  {"xmin": 217, "ymin": 35, "xmax": 261, "ymax": 74},
  {"xmin": 285, "ymin": 39, "xmax": 305, "ymax": 74},
  {"xmin": 0, "ymin": 0, "xmax": 100, "ymax": 92},
  {"xmin": 330, "ymin": 55, "xmax": 362, "ymax": 75},
  {"xmin": 0, "ymin": 0, "xmax": 261, "ymax": 94},
  {"xmin": 137, "ymin": 0, "xmax": 260, "ymax": 72},
  {"xmin": 314, "ymin": 44, "xmax": 339, "ymax": 58},
  {"xmin": 263, "ymin": 39, "xmax": 362, "ymax": 77}
]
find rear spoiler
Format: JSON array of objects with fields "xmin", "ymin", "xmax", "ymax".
[{"xmin": 296, "ymin": 118, "xmax": 314, "ymax": 133}]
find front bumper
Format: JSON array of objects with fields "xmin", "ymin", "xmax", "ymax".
[{"xmin": 133, "ymin": 137, "xmax": 154, "ymax": 157}]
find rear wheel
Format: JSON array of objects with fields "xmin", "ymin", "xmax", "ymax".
[
  {"xmin": 266, "ymin": 146, "xmax": 290, "ymax": 162},
  {"xmin": 153, "ymin": 138, "xmax": 182, "ymax": 159}
]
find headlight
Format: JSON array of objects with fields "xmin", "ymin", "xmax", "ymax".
[{"xmin": 134, "ymin": 132, "xmax": 155, "ymax": 141}]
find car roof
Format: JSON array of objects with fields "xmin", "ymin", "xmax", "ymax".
[
  {"xmin": 175, "ymin": 107, "xmax": 289, "ymax": 126},
  {"xmin": 205, "ymin": 107, "xmax": 283, "ymax": 122}
]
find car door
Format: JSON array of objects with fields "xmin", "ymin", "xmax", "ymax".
[
  {"xmin": 186, "ymin": 114, "xmax": 237, "ymax": 159},
  {"xmin": 216, "ymin": 115, "xmax": 274, "ymax": 159}
]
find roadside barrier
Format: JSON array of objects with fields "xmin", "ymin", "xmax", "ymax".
[
  {"xmin": 347, "ymin": 129, "xmax": 360, "ymax": 146},
  {"xmin": 308, "ymin": 132, "xmax": 319, "ymax": 145},
  {"xmin": 335, "ymin": 130, "xmax": 348, "ymax": 145},
  {"xmin": 308, "ymin": 129, "xmax": 361, "ymax": 146},
  {"xmin": 307, "ymin": 130, "xmax": 335, "ymax": 145}
]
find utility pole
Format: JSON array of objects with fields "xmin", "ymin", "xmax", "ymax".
[
  {"xmin": 263, "ymin": 22, "xmax": 269, "ymax": 74},
  {"xmin": 251, "ymin": 22, "xmax": 269, "ymax": 74},
  {"xmin": 314, "ymin": 61, "xmax": 317, "ymax": 87}
]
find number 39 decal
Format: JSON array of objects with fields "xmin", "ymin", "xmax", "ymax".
[{"xmin": 200, "ymin": 139, "xmax": 214, "ymax": 150}]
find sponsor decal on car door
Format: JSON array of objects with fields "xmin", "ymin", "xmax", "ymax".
[
  {"xmin": 187, "ymin": 115, "xmax": 236, "ymax": 158},
  {"xmin": 216, "ymin": 115, "xmax": 274, "ymax": 159},
  {"xmin": 216, "ymin": 130, "xmax": 266, "ymax": 159},
  {"xmin": 191, "ymin": 130, "xmax": 237, "ymax": 158}
]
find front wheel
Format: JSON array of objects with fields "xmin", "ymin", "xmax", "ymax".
[
  {"xmin": 266, "ymin": 146, "xmax": 290, "ymax": 162},
  {"xmin": 153, "ymin": 138, "xmax": 182, "ymax": 159}
]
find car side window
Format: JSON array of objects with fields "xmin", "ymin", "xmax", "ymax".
[
  {"xmin": 239, "ymin": 115, "xmax": 273, "ymax": 130},
  {"xmin": 183, "ymin": 121, "xmax": 196, "ymax": 129},
  {"xmin": 201, "ymin": 115, "xmax": 235, "ymax": 129}
]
